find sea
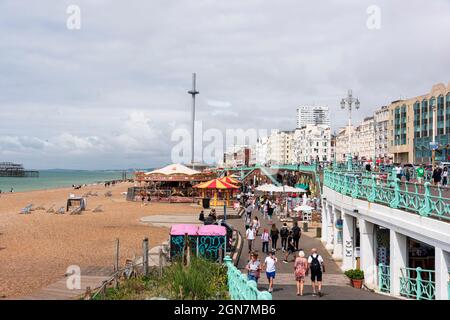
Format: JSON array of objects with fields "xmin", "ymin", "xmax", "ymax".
[{"xmin": 0, "ymin": 170, "xmax": 129, "ymax": 193}]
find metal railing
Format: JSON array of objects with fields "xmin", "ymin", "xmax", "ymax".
[
  {"xmin": 223, "ymin": 256, "xmax": 272, "ymax": 300},
  {"xmin": 324, "ymin": 170, "xmax": 450, "ymax": 221},
  {"xmin": 378, "ymin": 263, "xmax": 391, "ymax": 293},
  {"xmin": 400, "ymin": 267, "xmax": 435, "ymax": 300}
]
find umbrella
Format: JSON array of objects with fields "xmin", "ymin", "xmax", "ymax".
[
  {"xmin": 219, "ymin": 176, "xmax": 241, "ymax": 185},
  {"xmin": 256, "ymin": 184, "xmax": 282, "ymax": 192},
  {"xmin": 282, "ymin": 185, "xmax": 306, "ymax": 193},
  {"xmin": 193, "ymin": 179, "xmax": 239, "ymax": 189},
  {"xmin": 293, "ymin": 205, "xmax": 314, "ymax": 212}
]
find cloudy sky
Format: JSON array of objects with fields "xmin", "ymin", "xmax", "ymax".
[{"xmin": 0, "ymin": 0, "xmax": 449, "ymax": 169}]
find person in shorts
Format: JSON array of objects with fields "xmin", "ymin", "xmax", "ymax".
[
  {"xmin": 246, "ymin": 252, "xmax": 261, "ymax": 283},
  {"xmin": 283, "ymin": 231, "xmax": 296, "ymax": 263},
  {"xmin": 308, "ymin": 248, "xmax": 325, "ymax": 297},
  {"xmin": 263, "ymin": 250, "xmax": 277, "ymax": 293}
]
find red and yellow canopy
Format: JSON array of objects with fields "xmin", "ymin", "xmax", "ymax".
[
  {"xmin": 218, "ymin": 176, "xmax": 240, "ymax": 185},
  {"xmin": 193, "ymin": 178, "xmax": 239, "ymax": 189}
]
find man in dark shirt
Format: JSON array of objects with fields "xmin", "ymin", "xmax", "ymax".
[{"xmin": 283, "ymin": 231, "xmax": 296, "ymax": 263}]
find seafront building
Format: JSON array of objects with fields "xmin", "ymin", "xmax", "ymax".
[
  {"xmin": 388, "ymin": 82, "xmax": 450, "ymax": 164},
  {"xmin": 266, "ymin": 130, "xmax": 294, "ymax": 165},
  {"xmin": 354, "ymin": 116, "xmax": 375, "ymax": 161},
  {"xmin": 374, "ymin": 106, "xmax": 393, "ymax": 162},
  {"xmin": 296, "ymin": 105, "xmax": 330, "ymax": 128},
  {"xmin": 293, "ymin": 124, "xmax": 331, "ymax": 163}
]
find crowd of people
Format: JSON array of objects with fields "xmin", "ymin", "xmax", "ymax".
[{"xmin": 242, "ymin": 195, "xmax": 326, "ymax": 297}]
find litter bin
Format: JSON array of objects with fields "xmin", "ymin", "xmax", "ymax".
[
  {"xmin": 202, "ymin": 198, "xmax": 210, "ymax": 209},
  {"xmin": 303, "ymin": 222, "xmax": 308, "ymax": 232},
  {"xmin": 316, "ymin": 227, "xmax": 322, "ymax": 238}
]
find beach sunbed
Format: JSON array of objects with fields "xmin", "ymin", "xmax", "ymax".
[
  {"xmin": 56, "ymin": 206, "xmax": 65, "ymax": 214},
  {"xmin": 70, "ymin": 206, "xmax": 82, "ymax": 215},
  {"xmin": 20, "ymin": 204, "xmax": 33, "ymax": 214},
  {"xmin": 92, "ymin": 205, "xmax": 103, "ymax": 213}
]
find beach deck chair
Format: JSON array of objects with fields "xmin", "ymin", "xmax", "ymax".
[
  {"xmin": 70, "ymin": 206, "xmax": 82, "ymax": 215},
  {"xmin": 35, "ymin": 204, "xmax": 46, "ymax": 211},
  {"xmin": 46, "ymin": 205, "xmax": 55, "ymax": 213},
  {"xmin": 104, "ymin": 191, "xmax": 112, "ymax": 197},
  {"xmin": 92, "ymin": 205, "xmax": 103, "ymax": 213},
  {"xmin": 20, "ymin": 204, "xmax": 33, "ymax": 214},
  {"xmin": 56, "ymin": 206, "xmax": 65, "ymax": 214}
]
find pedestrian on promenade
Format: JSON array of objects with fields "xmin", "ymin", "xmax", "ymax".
[
  {"xmin": 270, "ymin": 224, "xmax": 279, "ymax": 251},
  {"xmin": 280, "ymin": 223, "xmax": 289, "ymax": 252},
  {"xmin": 442, "ymin": 167, "xmax": 448, "ymax": 187},
  {"xmin": 416, "ymin": 165, "xmax": 425, "ymax": 184},
  {"xmin": 291, "ymin": 221, "xmax": 301, "ymax": 251},
  {"xmin": 246, "ymin": 226, "xmax": 256, "ymax": 253},
  {"xmin": 308, "ymin": 248, "xmax": 325, "ymax": 297},
  {"xmin": 245, "ymin": 214, "xmax": 252, "ymax": 230},
  {"xmin": 294, "ymin": 250, "xmax": 308, "ymax": 296},
  {"xmin": 198, "ymin": 210, "xmax": 205, "ymax": 222},
  {"xmin": 404, "ymin": 166, "xmax": 411, "ymax": 182},
  {"xmin": 268, "ymin": 199, "xmax": 275, "ymax": 223},
  {"xmin": 432, "ymin": 166, "xmax": 442, "ymax": 186},
  {"xmin": 283, "ymin": 231, "xmax": 296, "ymax": 263},
  {"xmin": 395, "ymin": 164, "xmax": 402, "ymax": 181},
  {"xmin": 253, "ymin": 216, "xmax": 260, "ymax": 236},
  {"xmin": 262, "ymin": 249, "xmax": 277, "ymax": 293},
  {"xmin": 263, "ymin": 199, "xmax": 269, "ymax": 219},
  {"xmin": 246, "ymin": 252, "xmax": 261, "ymax": 283},
  {"xmin": 261, "ymin": 229, "xmax": 270, "ymax": 254}
]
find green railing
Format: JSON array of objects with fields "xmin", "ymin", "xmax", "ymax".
[
  {"xmin": 224, "ymin": 256, "xmax": 272, "ymax": 300},
  {"xmin": 400, "ymin": 267, "xmax": 435, "ymax": 300},
  {"xmin": 378, "ymin": 263, "xmax": 391, "ymax": 293},
  {"xmin": 323, "ymin": 170, "xmax": 450, "ymax": 221}
]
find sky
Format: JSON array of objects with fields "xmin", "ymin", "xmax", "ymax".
[{"xmin": 0, "ymin": 0, "xmax": 449, "ymax": 169}]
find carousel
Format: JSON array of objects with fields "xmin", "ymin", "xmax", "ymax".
[
  {"xmin": 129, "ymin": 163, "xmax": 216, "ymax": 203},
  {"xmin": 193, "ymin": 178, "xmax": 240, "ymax": 207}
]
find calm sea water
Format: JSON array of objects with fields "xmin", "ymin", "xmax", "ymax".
[{"xmin": 0, "ymin": 170, "xmax": 127, "ymax": 193}]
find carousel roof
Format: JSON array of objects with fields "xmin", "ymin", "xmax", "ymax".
[
  {"xmin": 219, "ymin": 176, "xmax": 240, "ymax": 185},
  {"xmin": 193, "ymin": 178, "xmax": 239, "ymax": 189},
  {"xmin": 144, "ymin": 163, "xmax": 200, "ymax": 176}
]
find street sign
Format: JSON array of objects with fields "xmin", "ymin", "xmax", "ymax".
[{"xmin": 429, "ymin": 142, "xmax": 439, "ymax": 150}]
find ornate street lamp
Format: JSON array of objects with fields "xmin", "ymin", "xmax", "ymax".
[{"xmin": 340, "ymin": 89, "xmax": 360, "ymax": 171}]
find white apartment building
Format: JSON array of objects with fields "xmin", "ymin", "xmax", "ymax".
[
  {"xmin": 267, "ymin": 130, "xmax": 294, "ymax": 165},
  {"xmin": 335, "ymin": 126, "xmax": 356, "ymax": 162},
  {"xmin": 296, "ymin": 106, "xmax": 330, "ymax": 128},
  {"xmin": 293, "ymin": 125, "xmax": 331, "ymax": 163},
  {"xmin": 354, "ymin": 116, "xmax": 375, "ymax": 161},
  {"xmin": 374, "ymin": 105, "xmax": 393, "ymax": 162},
  {"xmin": 255, "ymin": 137, "xmax": 268, "ymax": 165}
]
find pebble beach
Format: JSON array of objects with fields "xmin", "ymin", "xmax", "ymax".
[{"xmin": 0, "ymin": 182, "xmax": 198, "ymax": 298}]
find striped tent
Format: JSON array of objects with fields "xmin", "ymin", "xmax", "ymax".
[
  {"xmin": 193, "ymin": 178, "xmax": 239, "ymax": 207},
  {"xmin": 194, "ymin": 179, "xmax": 239, "ymax": 189},
  {"xmin": 218, "ymin": 176, "xmax": 241, "ymax": 185}
]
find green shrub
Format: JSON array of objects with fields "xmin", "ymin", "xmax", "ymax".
[{"xmin": 344, "ymin": 269, "xmax": 364, "ymax": 280}]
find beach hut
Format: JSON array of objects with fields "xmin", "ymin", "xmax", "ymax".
[
  {"xmin": 169, "ymin": 224, "xmax": 199, "ymax": 259},
  {"xmin": 193, "ymin": 179, "xmax": 239, "ymax": 207},
  {"xmin": 197, "ymin": 225, "xmax": 227, "ymax": 261}
]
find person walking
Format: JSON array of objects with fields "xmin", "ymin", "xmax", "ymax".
[
  {"xmin": 294, "ymin": 250, "xmax": 308, "ymax": 296},
  {"xmin": 291, "ymin": 221, "xmax": 301, "ymax": 251},
  {"xmin": 252, "ymin": 216, "xmax": 260, "ymax": 236},
  {"xmin": 246, "ymin": 252, "xmax": 261, "ymax": 283},
  {"xmin": 270, "ymin": 224, "xmax": 279, "ymax": 251},
  {"xmin": 280, "ymin": 223, "xmax": 289, "ymax": 252},
  {"xmin": 442, "ymin": 167, "xmax": 448, "ymax": 187},
  {"xmin": 244, "ymin": 214, "xmax": 252, "ymax": 230},
  {"xmin": 246, "ymin": 226, "xmax": 256, "ymax": 253},
  {"xmin": 268, "ymin": 199, "xmax": 275, "ymax": 223},
  {"xmin": 308, "ymin": 248, "xmax": 325, "ymax": 297},
  {"xmin": 395, "ymin": 164, "xmax": 402, "ymax": 181},
  {"xmin": 263, "ymin": 199, "xmax": 269, "ymax": 220},
  {"xmin": 262, "ymin": 249, "xmax": 277, "ymax": 293},
  {"xmin": 404, "ymin": 166, "xmax": 411, "ymax": 182},
  {"xmin": 261, "ymin": 229, "xmax": 270, "ymax": 254},
  {"xmin": 283, "ymin": 231, "xmax": 296, "ymax": 263},
  {"xmin": 416, "ymin": 165, "xmax": 425, "ymax": 184},
  {"xmin": 432, "ymin": 166, "xmax": 442, "ymax": 186}
]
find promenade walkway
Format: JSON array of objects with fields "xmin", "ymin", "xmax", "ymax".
[{"xmin": 234, "ymin": 208, "xmax": 396, "ymax": 300}]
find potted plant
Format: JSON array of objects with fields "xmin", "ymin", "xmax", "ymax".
[{"xmin": 344, "ymin": 269, "xmax": 364, "ymax": 289}]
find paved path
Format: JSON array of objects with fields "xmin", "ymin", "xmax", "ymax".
[{"xmin": 235, "ymin": 207, "xmax": 394, "ymax": 300}]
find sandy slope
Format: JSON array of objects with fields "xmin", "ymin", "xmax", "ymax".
[{"xmin": 0, "ymin": 182, "xmax": 198, "ymax": 298}]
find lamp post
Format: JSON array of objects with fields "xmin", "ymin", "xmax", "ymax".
[
  {"xmin": 340, "ymin": 89, "xmax": 360, "ymax": 171},
  {"xmin": 431, "ymin": 103, "xmax": 437, "ymax": 169}
]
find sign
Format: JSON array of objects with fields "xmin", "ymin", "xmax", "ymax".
[{"xmin": 429, "ymin": 142, "xmax": 439, "ymax": 150}]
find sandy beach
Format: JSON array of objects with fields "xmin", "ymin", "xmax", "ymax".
[{"xmin": 0, "ymin": 182, "xmax": 199, "ymax": 298}]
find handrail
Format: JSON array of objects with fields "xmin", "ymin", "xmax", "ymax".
[
  {"xmin": 223, "ymin": 256, "xmax": 272, "ymax": 300},
  {"xmin": 323, "ymin": 169, "xmax": 450, "ymax": 221}
]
